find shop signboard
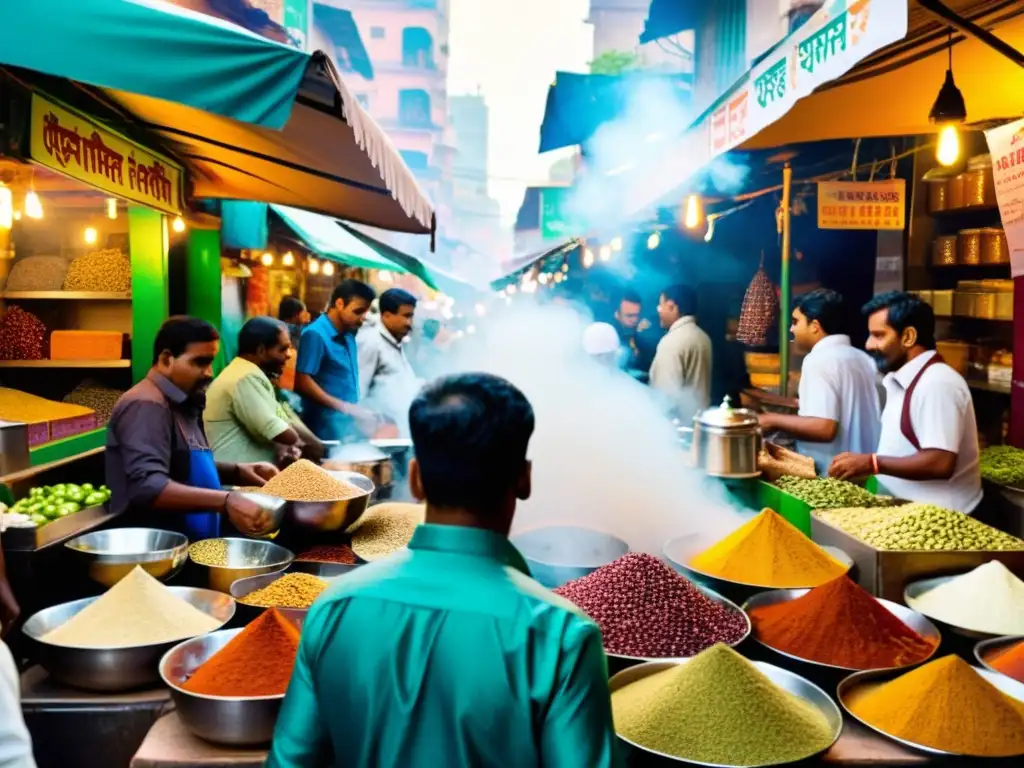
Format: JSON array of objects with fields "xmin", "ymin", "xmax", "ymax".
[
  {"xmin": 817, "ymin": 180, "xmax": 905, "ymax": 231},
  {"xmin": 29, "ymin": 94, "xmax": 184, "ymax": 217},
  {"xmin": 985, "ymin": 117, "xmax": 1024, "ymax": 278},
  {"xmin": 540, "ymin": 187, "xmax": 575, "ymax": 241}
]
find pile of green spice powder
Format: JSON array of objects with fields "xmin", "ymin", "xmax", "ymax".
[{"xmin": 612, "ymin": 645, "xmax": 834, "ymax": 765}]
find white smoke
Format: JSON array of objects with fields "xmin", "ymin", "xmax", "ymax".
[{"xmin": 437, "ymin": 298, "xmax": 744, "ymax": 554}]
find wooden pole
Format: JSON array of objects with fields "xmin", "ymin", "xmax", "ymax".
[{"xmin": 779, "ymin": 163, "xmax": 793, "ymax": 397}]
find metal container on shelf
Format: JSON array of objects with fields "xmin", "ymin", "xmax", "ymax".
[
  {"xmin": 925, "ymin": 177, "xmax": 948, "ymax": 212},
  {"xmin": 948, "ymin": 172, "xmax": 966, "ymax": 209},
  {"xmin": 931, "ymin": 235, "xmax": 958, "ymax": 266},
  {"xmin": 0, "ymin": 421, "xmax": 30, "ymax": 477},
  {"xmin": 958, "ymin": 229, "xmax": 983, "ymax": 265},
  {"xmin": 930, "ymin": 289, "xmax": 953, "ymax": 317},
  {"xmin": 980, "ymin": 227, "xmax": 1010, "ymax": 265},
  {"xmin": 975, "ymin": 291, "xmax": 997, "ymax": 319},
  {"xmin": 953, "ymin": 282, "xmax": 978, "ymax": 317},
  {"xmin": 935, "ymin": 341, "xmax": 972, "ymax": 377},
  {"xmin": 691, "ymin": 396, "xmax": 762, "ymax": 479},
  {"xmin": 966, "ymin": 153, "xmax": 997, "ymax": 207}
]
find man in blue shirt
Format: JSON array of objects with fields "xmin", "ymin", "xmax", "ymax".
[
  {"xmin": 268, "ymin": 373, "xmax": 621, "ymax": 768},
  {"xmin": 295, "ymin": 280, "xmax": 378, "ymax": 440}
]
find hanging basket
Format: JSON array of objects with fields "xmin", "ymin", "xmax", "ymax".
[{"xmin": 736, "ymin": 253, "xmax": 778, "ymax": 347}]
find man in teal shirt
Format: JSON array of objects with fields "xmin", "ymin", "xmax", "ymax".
[{"xmin": 268, "ymin": 373, "xmax": 621, "ymax": 767}]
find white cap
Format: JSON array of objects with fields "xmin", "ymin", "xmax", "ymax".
[{"xmin": 583, "ymin": 322, "xmax": 621, "ymax": 356}]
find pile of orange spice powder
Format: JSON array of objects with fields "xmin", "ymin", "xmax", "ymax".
[
  {"xmin": 748, "ymin": 576, "xmax": 936, "ymax": 669},
  {"xmin": 990, "ymin": 639, "xmax": 1024, "ymax": 684},
  {"xmin": 182, "ymin": 608, "xmax": 300, "ymax": 697}
]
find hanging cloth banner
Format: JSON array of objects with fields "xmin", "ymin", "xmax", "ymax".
[{"xmin": 984, "ymin": 117, "xmax": 1024, "ymax": 277}]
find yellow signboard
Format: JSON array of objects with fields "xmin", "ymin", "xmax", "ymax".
[
  {"xmin": 30, "ymin": 94, "xmax": 184, "ymax": 216},
  {"xmin": 817, "ymin": 180, "xmax": 905, "ymax": 231}
]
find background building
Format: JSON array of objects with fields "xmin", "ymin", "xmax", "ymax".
[
  {"xmin": 588, "ymin": 0, "xmax": 694, "ymax": 72},
  {"xmin": 449, "ymin": 93, "xmax": 505, "ymax": 265}
]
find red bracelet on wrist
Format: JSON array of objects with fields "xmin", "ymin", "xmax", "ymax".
[{"xmin": 871, "ymin": 453, "xmax": 879, "ymax": 475}]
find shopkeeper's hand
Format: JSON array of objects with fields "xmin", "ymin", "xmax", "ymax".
[
  {"xmin": 349, "ymin": 406, "xmax": 380, "ymax": 438},
  {"xmin": 274, "ymin": 444, "xmax": 302, "ymax": 469},
  {"xmin": 237, "ymin": 462, "xmax": 279, "ymax": 487},
  {"xmin": 758, "ymin": 412, "xmax": 778, "ymax": 430},
  {"xmin": 225, "ymin": 491, "xmax": 273, "ymax": 537},
  {"xmin": 829, "ymin": 452, "xmax": 875, "ymax": 481}
]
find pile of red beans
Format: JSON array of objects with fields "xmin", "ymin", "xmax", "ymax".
[
  {"xmin": 295, "ymin": 544, "xmax": 358, "ymax": 565},
  {"xmin": 0, "ymin": 306, "xmax": 47, "ymax": 360},
  {"xmin": 554, "ymin": 553, "xmax": 748, "ymax": 658}
]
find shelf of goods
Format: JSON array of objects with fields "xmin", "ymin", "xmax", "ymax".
[
  {"xmin": 0, "ymin": 292, "xmax": 132, "ymax": 301},
  {"xmin": 0, "ymin": 360, "xmax": 129, "ymax": 368}
]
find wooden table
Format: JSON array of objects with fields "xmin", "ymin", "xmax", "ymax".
[{"xmin": 131, "ymin": 713, "xmax": 267, "ymax": 768}]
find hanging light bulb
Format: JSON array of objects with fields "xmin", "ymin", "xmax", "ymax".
[
  {"xmin": 561, "ymin": 263, "xmax": 569, "ymax": 273},
  {"xmin": 308, "ymin": 259, "xmax": 321, "ymax": 275},
  {"xmin": 683, "ymin": 194, "xmax": 703, "ymax": 230},
  {"xmin": 936, "ymin": 124, "xmax": 961, "ymax": 167},
  {"xmin": 106, "ymin": 198, "xmax": 118, "ymax": 220},
  {"xmin": 0, "ymin": 185, "xmax": 12, "ymax": 230},
  {"xmin": 12, "ymin": 210, "xmax": 21, "ymax": 222},
  {"xmin": 704, "ymin": 217, "xmax": 717, "ymax": 243},
  {"xmin": 610, "ymin": 236, "xmax": 623, "ymax": 252},
  {"xmin": 282, "ymin": 251, "xmax": 294, "ymax": 267},
  {"xmin": 171, "ymin": 216, "xmax": 186, "ymax": 233},
  {"xmin": 583, "ymin": 248, "xmax": 595, "ymax": 268},
  {"xmin": 599, "ymin": 245, "xmax": 612, "ymax": 262},
  {"xmin": 647, "ymin": 232, "xmax": 661, "ymax": 250},
  {"xmin": 261, "ymin": 252, "xmax": 274, "ymax": 267},
  {"xmin": 84, "ymin": 226, "xmax": 98, "ymax": 245},
  {"xmin": 506, "ymin": 284, "xmax": 517, "ymax": 295},
  {"xmin": 322, "ymin": 261, "xmax": 335, "ymax": 276},
  {"xmin": 474, "ymin": 302, "xmax": 486, "ymax": 317},
  {"xmin": 24, "ymin": 190, "xmax": 43, "ymax": 220}
]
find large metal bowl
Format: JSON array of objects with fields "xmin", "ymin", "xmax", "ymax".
[
  {"xmin": 285, "ymin": 470, "xmax": 375, "ymax": 533},
  {"xmin": 609, "ymin": 658, "xmax": 842, "ymax": 766},
  {"xmin": 189, "ymin": 538, "xmax": 294, "ymax": 593},
  {"xmin": 838, "ymin": 664, "xmax": 1024, "ymax": 757},
  {"xmin": 22, "ymin": 587, "xmax": 235, "ymax": 692},
  {"xmin": 225, "ymin": 490, "xmax": 288, "ymax": 536},
  {"xmin": 742, "ymin": 589, "xmax": 940, "ymax": 673},
  {"xmin": 663, "ymin": 532, "xmax": 854, "ymax": 603},
  {"xmin": 229, "ymin": 564, "xmax": 357, "ymax": 624},
  {"xmin": 64, "ymin": 528, "xmax": 189, "ymax": 588},
  {"xmin": 975, "ymin": 634, "xmax": 1024, "ymax": 682},
  {"xmin": 159, "ymin": 615, "xmax": 305, "ymax": 746},
  {"xmin": 511, "ymin": 525, "xmax": 629, "ymax": 588},
  {"xmin": 904, "ymin": 575, "xmax": 1014, "ymax": 640}
]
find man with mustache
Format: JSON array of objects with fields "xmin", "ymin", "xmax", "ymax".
[
  {"xmin": 106, "ymin": 317, "xmax": 280, "ymax": 539},
  {"xmin": 829, "ymin": 292, "xmax": 982, "ymax": 514}
]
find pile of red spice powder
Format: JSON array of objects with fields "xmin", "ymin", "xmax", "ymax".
[
  {"xmin": 181, "ymin": 608, "xmax": 300, "ymax": 697},
  {"xmin": 296, "ymin": 544, "xmax": 358, "ymax": 565},
  {"xmin": 990, "ymin": 640, "xmax": 1024, "ymax": 683},
  {"xmin": 553, "ymin": 553, "xmax": 748, "ymax": 658},
  {"xmin": 748, "ymin": 575, "xmax": 936, "ymax": 669}
]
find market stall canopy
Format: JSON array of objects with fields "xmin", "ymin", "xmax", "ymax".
[
  {"xmin": 640, "ymin": 0, "xmax": 700, "ymax": 44},
  {"xmin": 0, "ymin": 0, "xmax": 433, "ymax": 235},
  {"xmin": 271, "ymin": 205, "xmax": 439, "ymax": 289},
  {"xmin": 618, "ymin": 1, "xmax": 910, "ymax": 219},
  {"xmin": 491, "ymin": 239, "xmax": 582, "ymax": 290}
]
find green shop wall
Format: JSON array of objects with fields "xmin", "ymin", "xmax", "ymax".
[
  {"xmin": 185, "ymin": 228, "xmax": 226, "ymax": 374},
  {"xmin": 129, "ymin": 207, "xmax": 169, "ymax": 383}
]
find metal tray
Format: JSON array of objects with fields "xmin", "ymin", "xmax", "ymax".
[
  {"xmin": 609, "ymin": 658, "xmax": 842, "ymax": 766},
  {"xmin": 742, "ymin": 589, "xmax": 940, "ymax": 672},
  {"xmin": 838, "ymin": 665, "xmax": 1024, "ymax": 758},
  {"xmin": 975, "ymin": 635, "xmax": 1024, "ymax": 681},
  {"xmin": 904, "ymin": 575, "xmax": 1021, "ymax": 640}
]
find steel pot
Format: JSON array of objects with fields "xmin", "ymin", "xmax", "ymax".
[
  {"xmin": 691, "ymin": 396, "xmax": 762, "ymax": 478},
  {"xmin": 322, "ymin": 442, "xmax": 393, "ymax": 488}
]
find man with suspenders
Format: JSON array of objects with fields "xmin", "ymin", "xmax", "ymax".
[{"xmin": 829, "ymin": 292, "xmax": 982, "ymax": 514}]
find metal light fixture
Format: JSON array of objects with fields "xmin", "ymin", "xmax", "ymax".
[
  {"xmin": 308, "ymin": 258, "xmax": 320, "ymax": 275},
  {"xmin": 322, "ymin": 261, "xmax": 335, "ymax": 276},
  {"xmin": 84, "ymin": 226, "xmax": 98, "ymax": 245},
  {"xmin": 282, "ymin": 251, "xmax": 294, "ymax": 267},
  {"xmin": 930, "ymin": 29, "xmax": 967, "ymax": 167},
  {"xmin": 261, "ymin": 252, "xmax": 274, "ymax": 267},
  {"xmin": 106, "ymin": 198, "xmax": 118, "ymax": 220},
  {"xmin": 171, "ymin": 216, "xmax": 186, "ymax": 233}
]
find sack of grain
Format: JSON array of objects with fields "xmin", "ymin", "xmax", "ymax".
[
  {"xmin": 758, "ymin": 442, "xmax": 816, "ymax": 481},
  {"xmin": 5, "ymin": 256, "xmax": 70, "ymax": 291}
]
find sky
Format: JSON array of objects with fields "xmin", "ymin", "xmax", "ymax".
[{"xmin": 446, "ymin": 0, "xmax": 593, "ymax": 226}]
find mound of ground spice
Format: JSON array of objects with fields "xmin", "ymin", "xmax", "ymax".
[
  {"xmin": 991, "ymin": 639, "xmax": 1024, "ymax": 684},
  {"xmin": 240, "ymin": 573, "xmax": 327, "ymax": 609},
  {"xmin": 847, "ymin": 655, "xmax": 1024, "ymax": 757},
  {"xmin": 181, "ymin": 608, "xmax": 300, "ymax": 697},
  {"xmin": 296, "ymin": 544, "xmax": 357, "ymax": 565},
  {"xmin": 690, "ymin": 508, "xmax": 847, "ymax": 587},
  {"xmin": 553, "ymin": 553, "xmax": 747, "ymax": 658},
  {"xmin": 749, "ymin": 576, "xmax": 935, "ymax": 669},
  {"xmin": 612, "ymin": 644, "xmax": 834, "ymax": 765}
]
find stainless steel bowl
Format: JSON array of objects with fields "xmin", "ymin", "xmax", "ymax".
[
  {"xmin": 904, "ymin": 575, "xmax": 1011, "ymax": 640},
  {"xmin": 838, "ymin": 664, "xmax": 1024, "ymax": 757},
  {"xmin": 286, "ymin": 470, "xmax": 375, "ymax": 533},
  {"xmin": 742, "ymin": 589, "xmax": 940, "ymax": 672},
  {"xmin": 606, "ymin": 581, "xmax": 751, "ymax": 666},
  {"xmin": 511, "ymin": 525, "xmax": 629, "ymax": 588},
  {"xmin": 64, "ymin": 528, "xmax": 189, "ymax": 588},
  {"xmin": 663, "ymin": 532, "xmax": 854, "ymax": 603},
  {"xmin": 22, "ymin": 587, "xmax": 235, "ymax": 692},
  {"xmin": 189, "ymin": 538, "xmax": 294, "ymax": 593},
  {"xmin": 975, "ymin": 634, "xmax": 1024, "ymax": 681},
  {"xmin": 160, "ymin": 615, "xmax": 305, "ymax": 746},
  {"xmin": 227, "ymin": 490, "xmax": 288, "ymax": 536},
  {"xmin": 609, "ymin": 658, "xmax": 842, "ymax": 766},
  {"xmin": 229, "ymin": 565, "xmax": 353, "ymax": 624}
]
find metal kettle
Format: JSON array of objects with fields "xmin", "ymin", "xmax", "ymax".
[{"xmin": 691, "ymin": 396, "xmax": 762, "ymax": 479}]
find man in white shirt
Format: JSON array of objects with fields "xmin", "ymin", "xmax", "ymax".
[
  {"xmin": 830, "ymin": 291, "xmax": 982, "ymax": 514},
  {"xmin": 357, "ymin": 288, "xmax": 421, "ymax": 428},
  {"xmin": 648, "ymin": 284, "xmax": 712, "ymax": 423},
  {"xmin": 0, "ymin": 540, "xmax": 35, "ymax": 768},
  {"xmin": 759, "ymin": 289, "xmax": 880, "ymax": 473}
]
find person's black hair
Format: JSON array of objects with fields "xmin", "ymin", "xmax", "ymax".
[
  {"xmin": 238, "ymin": 317, "xmax": 287, "ymax": 356},
  {"xmin": 661, "ymin": 284, "xmax": 697, "ymax": 316},
  {"xmin": 379, "ymin": 288, "xmax": 418, "ymax": 315},
  {"xmin": 278, "ymin": 296, "xmax": 305, "ymax": 323},
  {"xmin": 795, "ymin": 288, "xmax": 846, "ymax": 335},
  {"xmin": 330, "ymin": 279, "xmax": 375, "ymax": 308},
  {"xmin": 862, "ymin": 291, "xmax": 936, "ymax": 349},
  {"xmin": 409, "ymin": 373, "xmax": 535, "ymax": 511},
  {"xmin": 153, "ymin": 316, "xmax": 219, "ymax": 364},
  {"xmin": 620, "ymin": 288, "xmax": 642, "ymax": 306},
  {"xmin": 422, "ymin": 318, "xmax": 441, "ymax": 340}
]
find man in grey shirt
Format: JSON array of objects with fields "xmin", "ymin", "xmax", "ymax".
[
  {"xmin": 357, "ymin": 288, "xmax": 420, "ymax": 430},
  {"xmin": 649, "ymin": 284, "xmax": 712, "ymax": 423}
]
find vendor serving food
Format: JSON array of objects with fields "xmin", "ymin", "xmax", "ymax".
[
  {"xmin": 106, "ymin": 317, "xmax": 280, "ymax": 539},
  {"xmin": 829, "ymin": 292, "xmax": 982, "ymax": 514}
]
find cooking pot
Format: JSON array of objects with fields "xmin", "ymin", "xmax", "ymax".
[
  {"xmin": 691, "ymin": 396, "xmax": 762, "ymax": 479},
  {"xmin": 322, "ymin": 442, "xmax": 393, "ymax": 488}
]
